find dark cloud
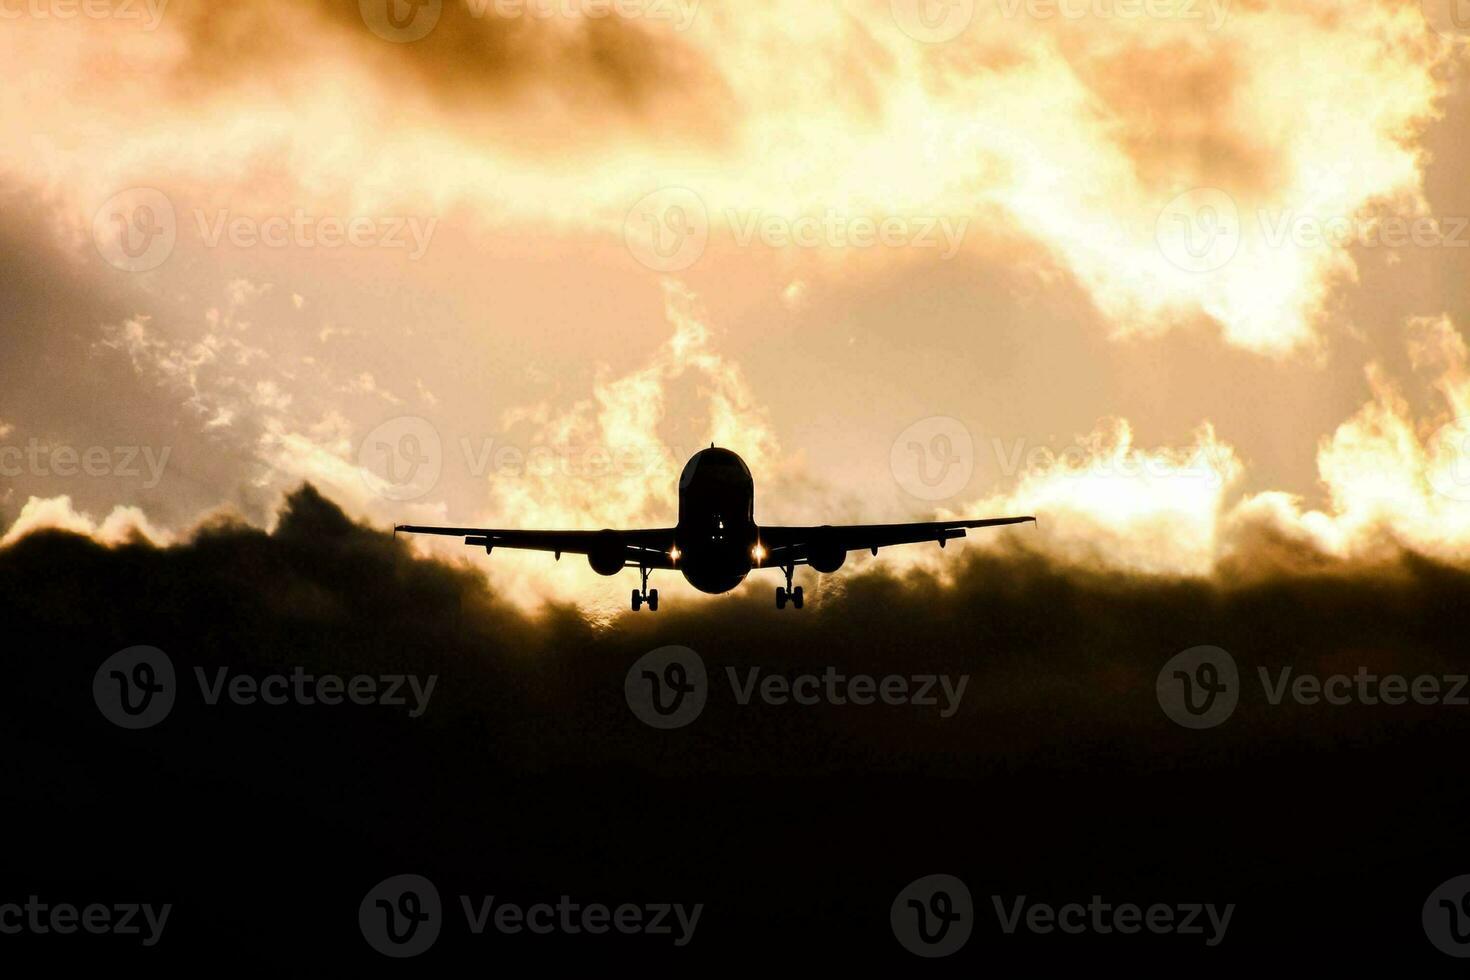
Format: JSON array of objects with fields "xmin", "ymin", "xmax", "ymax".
[
  {"xmin": 3, "ymin": 485, "xmax": 1467, "ymax": 965},
  {"xmin": 166, "ymin": 0, "xmax": 737, "ymax": 151}
]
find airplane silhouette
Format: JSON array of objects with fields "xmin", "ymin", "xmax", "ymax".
[{"xmin": 396, "ymin": 447, "xmax": 1035, "ymax": 610}]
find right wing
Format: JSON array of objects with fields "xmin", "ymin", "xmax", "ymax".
[{"xmin": 758, "ymin": 516, "xmax": 1036, "ymax": 565}]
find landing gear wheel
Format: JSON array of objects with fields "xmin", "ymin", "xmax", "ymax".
[
  {"xmin": 632, "ymin": 566, "xmax": 658, "ymax": 612},
  {"xmin": 777, "ymin": 564, "xmax": 802, "ymax": 610}
]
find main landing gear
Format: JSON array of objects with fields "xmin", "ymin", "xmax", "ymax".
[
  {"xmin": 775, "ymin": 564, "xmax": 804, "ymax": 610},
  {"xmin": 632, "ymin": 565, "xmax": 659, "ymax": 612}
]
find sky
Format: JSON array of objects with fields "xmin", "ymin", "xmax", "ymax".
[{"xmin": 3, "ymin": 0, "xmax": 1470, "ymax": 617}]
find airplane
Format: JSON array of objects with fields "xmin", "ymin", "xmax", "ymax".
[{"xmin": 395, "ymin": 446, "xmax": 1036, "ymax": 611}]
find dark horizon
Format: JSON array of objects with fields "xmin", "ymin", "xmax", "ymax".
[{"xmin": 6, "ymin": 484, "xmax": 1470, "ymax": 964}]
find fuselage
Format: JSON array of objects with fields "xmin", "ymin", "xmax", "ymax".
[{"xmin": 675, "ymin": 448, "xmax": 758, "ymax": 594}]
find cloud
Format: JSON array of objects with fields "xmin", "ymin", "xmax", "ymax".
[
  {"xmin": 6, "ymin": 473, "xmax": 1469, "ymax": 965},
  {"xmin": 0, "ymin": 494, "xmax": 171, "ymax": 548},
  {"xmin": 959, "ymin": 313, "xmax": 1470, "ymax": 576},
  {"xmin": 2, "ymin": 1, "xmax": 1455, "ymax": 355}
]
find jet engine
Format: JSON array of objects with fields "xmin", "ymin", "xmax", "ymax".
[
  {"xmin": 587, "ymin": 530, "xmax": 625, "ymax": 576},
  {"xmin": 807, "ymin": 527, "xmax": 846, "ymax": 574}
]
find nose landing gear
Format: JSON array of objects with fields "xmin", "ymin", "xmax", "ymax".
[
  {"xmin": 775, "ymin": 564, "xmax": 804, "ymax": 609},
  {"xmin": 632, "ymin": 565, "xmax": 659, "ymax": 612}
]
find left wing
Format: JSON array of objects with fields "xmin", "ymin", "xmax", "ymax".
[
  {"xmin": 758, "ymin": 516, "xmax": 1035, "ymax": 566},
  {"xmin": 393, "ymin": 525, "xmax": 679, "ymax": 569}
]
